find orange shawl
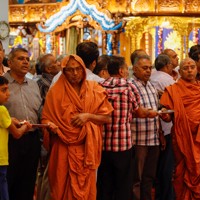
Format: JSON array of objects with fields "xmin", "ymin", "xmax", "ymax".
[
  {"xmin": 160, "ymin": 78, "xmax": 200, "ymax": 200},
  {"xmin": 41, "ymin": 55, "xmax": 113, "ymax": 200}
]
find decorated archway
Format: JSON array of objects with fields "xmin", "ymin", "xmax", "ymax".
[{"xmin": 37, "ymin": 0, "xmax": 124, "ymax": 55}]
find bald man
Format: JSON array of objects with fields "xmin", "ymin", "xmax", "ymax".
[{"xmin": 160, "ymin": 58, "xmax": 200, "ymax": 200}]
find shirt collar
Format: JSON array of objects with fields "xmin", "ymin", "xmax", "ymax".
[{"xmin": 4, "ymin": 71, "xmax": 28, "ymax": 84}]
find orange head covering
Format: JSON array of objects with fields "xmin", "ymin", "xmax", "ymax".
[
  {"xmin": 41, "ymin": 54, "xmax": 113, "ymax": 199},
  {"xmin": 61, "ymin": 54, "xmax": 87, "ymax": 80}
]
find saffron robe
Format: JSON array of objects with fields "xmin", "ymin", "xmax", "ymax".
[
  {"xmin": 160, "ymin": 78, "xmax": 200, "ymax": 200},
  {"xmin": 42, "ymin": 55, "xmax": 113, "ymax": 200}
]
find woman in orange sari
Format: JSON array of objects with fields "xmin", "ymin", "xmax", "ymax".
[{"xmin": 41, "ymin": 54, "xmax": 113, "ymax": 200}]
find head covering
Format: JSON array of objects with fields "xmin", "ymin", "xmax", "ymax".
[
  {"xmin": 41, "ymin": 59, "xmax": 113, "ymax": 198},
  {"xmin": 61, "ymin": 54, "xmax": 87, "ymax": 80}
]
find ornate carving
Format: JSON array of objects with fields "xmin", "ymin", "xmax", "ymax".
[
  {"xmin": 185, "ymin": 0, "xmax": 200, "ymax": 12},
  {"xmin": 131, "ymin": 0, "xmax": 154, "ymax": 12},
  {"xmin": 9, "ymin": 4, "xmax": 60, "ymax": 23},
  {"xmin": 157, "ymin": 0, "xmax": 181, "ymax": 12}
]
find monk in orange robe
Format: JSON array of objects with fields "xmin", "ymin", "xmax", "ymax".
[
  {"xmin": 160, "ymin": 58, "xmax": 200, "ymax": 200},
  {"xmin": 41, "ymin": 54, "xmax": 113, "ymax": 200}
]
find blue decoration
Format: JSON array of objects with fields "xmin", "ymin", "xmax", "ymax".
[
  {"xmin": 38, "ymin": 0, "xmax": 122, "ymax": 33},
  {"xmin": 18, "ymin": 0, "xmax": 24, "ymax": 4},
  {"xmin": 46, "ymin": 34, "xmax": 51, "ymax": 53},
  {"xmin": 107, "ymin": 34, "xmax": 112, "ymax": 55}
]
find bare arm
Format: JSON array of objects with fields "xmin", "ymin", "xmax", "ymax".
[
  {"xmin": 71, "ymin": 113, "xmax": 111, "ymax": 127},
  {"xmin": 134, "ymin": 106, "xmax": 158, "ymax": 118},
  {"xmin": 8, "ymin": 119, "xmax": 32, "ymax": 139}
]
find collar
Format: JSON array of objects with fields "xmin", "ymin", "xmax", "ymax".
[{"xmin": 4, "ymin": 71, "xmax": 28, "ymax": 84}]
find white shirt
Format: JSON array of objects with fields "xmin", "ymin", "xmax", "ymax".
[{"xmin": 150, "ymin": 70, "xmax": 175, "ymax": 136}]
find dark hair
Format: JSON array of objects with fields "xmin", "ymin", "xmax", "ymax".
[
  {"xmin": 93, "ymin": 55, "xmax": 110, "ymax": 75},
  {"xmin": 188, "ymin": 45, "xmax": 200, "ymax": 58},
  {"xmin": 154, "ymin": 54, "xmax": 171, "ymax": 71},
  {"xmin": 0, "ymin": 76, "xmax": 8, "ymax": 85},
  {"xmin": 76, "ymin": 41, "xmax": 99, "ymax": 68},
  {"xmin": 107, "ymin": 55, "xmax": 125, "ymax": 75},
  {"xmin": 8, "ymin": 48, "xmax": 28, "ymax": 60},
  {"xmin": 130, "ymin": 49, "xmax": 147, "ymax": 65},
  {"xmin": 190, "ymin": 50, "xmax": 200, "ymax": 62}
]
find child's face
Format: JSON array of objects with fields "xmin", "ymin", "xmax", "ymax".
[{"xmin": 0, "ymin": 84, "xmax": 10, "ymax": 104}]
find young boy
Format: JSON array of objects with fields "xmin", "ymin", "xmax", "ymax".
[{"xmin": 0, "ymin": 76, "xmax": 31, "ymax": 200}]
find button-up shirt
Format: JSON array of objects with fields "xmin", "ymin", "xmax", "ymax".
[
  {"xmin": 101, "ymin": 77, "xmax": 140, "ymax": 152},
  {"xmin": 130, "ymin": 75, "xmax": 160, "ymax": 146},
  {"xmin": 4, "ymin": 72, "xmax": 42, "ymax": 125}
]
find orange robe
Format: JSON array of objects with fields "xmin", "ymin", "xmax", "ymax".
[
  {"xmin": 41, "ymin": 55, "xmax": 113, "ymax": 200},
  {"xmin": 160, "ymin": 78, "xmax": 200, "ymax": 200}
]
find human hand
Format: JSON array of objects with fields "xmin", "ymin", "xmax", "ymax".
[
  {"xmin": 11, "ymin": 117, "xmax": 20, "ymax": 126},
  {"xmin": 22, "ymin": 121, "xmax": 32, "ymax": 132},
  {"xmin": 71, "ymin": 113, "xmax": 89, "ymax": 127},
  {"xmin": 47, "ymin": 122, "xmax": 59, "ymax": 133},
  {"xmin": 158, "ymin": 108, "xmax": 171, "ymax": 122}
]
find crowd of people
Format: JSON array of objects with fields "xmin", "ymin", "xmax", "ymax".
[{"xmin": 0, "ymin": 38, "xmax": 200, "ymax": 200}]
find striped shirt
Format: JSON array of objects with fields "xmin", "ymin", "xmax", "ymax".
[
  {"xmin": 101, "ymin": 77, "xmax": 140, "ymax": 152},
  {"xmin": 130, "ymin": 75, "xmax": 160, "ymax": 146}
]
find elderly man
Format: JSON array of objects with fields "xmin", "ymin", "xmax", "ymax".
[
  {"xmin": 37, "ymin": 53, "xmax": 59, "ymax": 102},
  {"xmin": 41, "ymin": 54, "xmax": 113, "ymax": 200},
  {"xmin": 160, "ymin": 58, "xmax": 200, "ymax": 200},
  {"xmin": 4, "ymin": 48, "xmax": 42, "ymax": 200},
  {"xmin": 97, "ymin": 55, "xmax": 158, "ymax": 200},
  {"xmin": 163, "ymin": 48, "xmax": 179, "ymax": 80},
  {"xmin": 130, "ymin": 55, "xmax": 161, "ymax": 200},
  {"xmin": 36, "ymin": 53, "xmax": 60, "ymax": 200}
]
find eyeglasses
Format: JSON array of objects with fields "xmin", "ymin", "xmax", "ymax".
[{"xmin": 64, "ymin": 66, "xmax": 83, "ymax": 73}]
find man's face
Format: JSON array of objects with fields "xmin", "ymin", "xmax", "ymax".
[
  {"xmin": 179, "ymin": 59, "xmax": 197, "ymax": 83},
  {"xmin": 168, "ymin": 50, "xmax": 179, "ymax": 68},
  {"xmin": 46, "ymin": 56, "xmax": 60, "ymax": 76},
  {"xmin": 133, "ymin": 58, "xmax": 152, "ymax": 83},
  {"xmin": 63, "ymin": 58, "xmax": 84, "ymax": 85},
  {"xmin": 0, "ymin": 43, "xmax": 5, "ymax": 64},
  {"xmin": 8, "ymin": 51, "xmax": 30, "ymax": 76},
  {"xmin": 0, "ymin": 84, "xmax": 10, "ymax": 104}
]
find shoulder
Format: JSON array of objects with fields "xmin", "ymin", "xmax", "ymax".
[
  {"xmin": 0, "ymin": 105, "xmax": 11, "ymax": 128},
  {"xmin": 0, "ymin": 105, "xmax": 8, "ymax": 113}
]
